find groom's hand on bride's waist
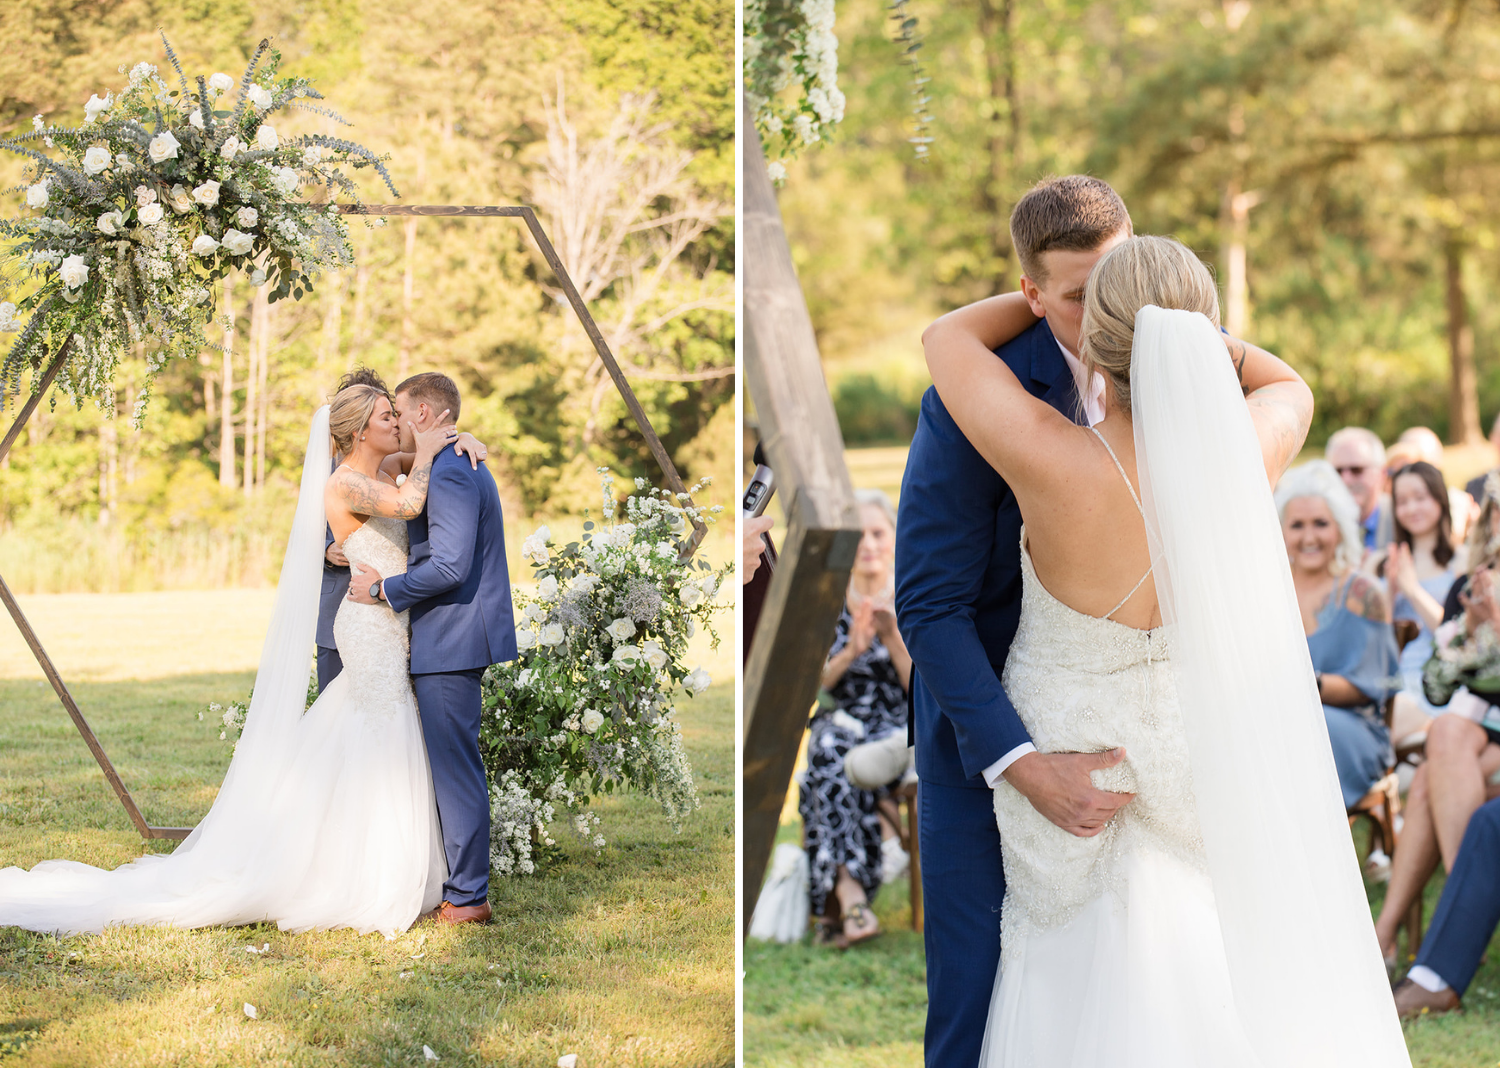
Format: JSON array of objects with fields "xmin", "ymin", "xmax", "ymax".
[{"xmin": 1001, "ymin": 748, "xmax": 1134, "ymax": 838}]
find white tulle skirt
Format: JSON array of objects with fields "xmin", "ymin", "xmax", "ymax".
[
  {"xmin": 0, "ymin": 670, "xmax": 446, "ymax": 939},
  {"xmin": 981, "ymin": 844, "xmax": 1260, "ymax": 1068}
]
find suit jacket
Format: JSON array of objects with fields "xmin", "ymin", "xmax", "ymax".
[
  {"xmin": 894, "ymin": 318, "xmax": 1083, "ymax": 788},
  {"xmin": 382, "ymin": 448, "xmax": 518, "ymax": 674}
]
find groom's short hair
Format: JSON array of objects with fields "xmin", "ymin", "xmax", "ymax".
[
  {"xmin": 1010, "ymin": 176, "xmax": 1132, "ymax": 286},
  {"xmin": 395, "ymin": 372, "xmax": 461, "ymax": 424}
]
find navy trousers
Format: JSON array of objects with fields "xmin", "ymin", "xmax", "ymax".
[
  {"xmin": 920, "ymin": 779, "xmax": 1007, "ymax": 1068},
  {"xmin": 316, "ymin": 645, "xmax": 343, "ymax": 695},
  {"xmin": 1414, "ymin": 798, "xmax": 1500, "ymax": 994},
  {"xmin": 411, "ymin": 668, "xmax": 490, "ymax": 907}
]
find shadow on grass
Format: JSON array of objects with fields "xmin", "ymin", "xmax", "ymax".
[{"xmin": 0, "ymin": 675, "xmax": 733, "ymax": 1068}]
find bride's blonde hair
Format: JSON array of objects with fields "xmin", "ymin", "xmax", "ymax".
[
  {"xmin": 328, "ymin": 383, "xmax": 390, "ymax": 456},
  {"xmin": 1079, "ymin": 235, "xmax": 1220, "ymax": 414}
]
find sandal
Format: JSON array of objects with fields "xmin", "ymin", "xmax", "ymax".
[
  {"xmin": 843, "ymin": 901, "xmax": 880, "ymax": 946},
  {"xmin": 812, "ymin": 917, "xmax": 847, "ymax": 949}
]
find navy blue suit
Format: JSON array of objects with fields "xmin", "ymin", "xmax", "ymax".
[
  {"xmin": 1413, "ymin": 797, "xmax": 1500, "ymax": 994},
  {"xmin": 382, "ymin": 448, "xmax": 518, "ymax": 906},
  {"xmin": 894, "ymin": 319, "xmax": 1081, "ymax": 1068},
  {"xmin": 317, "ymin": 524, "xmax": 348, "ymax": 693}
]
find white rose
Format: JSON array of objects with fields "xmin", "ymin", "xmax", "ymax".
[
  {"xmin": 683, "ymin": 667, "xmax": 711, "ymax": 695},
  {"xmin": 249, "ymin": 268, "xmax": 267, "ymax": 286},
  {"xmin": 133, "ymin": 185, "xmax": 156, "ymax": 206},
  {"xmin": 606, "ymin": 617, "xmax": 636, "ymax": 642},
  {"xmin": 581, "ymin": 709, "xmax": 605, "ymax": 734},
  {"xmin": 25, "ymin": 182, "xmax": 48, "ymax": 209},
  {"xmin": 679, "ymin": 584, "xmax": 704, "ymax": 609},
  {"xmin": 188, "ymin": 108, "xmax": 204, "ymax": 130},
  {"xmin": 685, "ymin": 618, "xmax": 696, "ymax": 638},
  {"xmin": 568, "ymin": 573, "xmax": 598, "ymax": 594},
  {"xmin": 612, "ymin": 644, "xmax": 641, "ymax": 664},
  {"xmin": 248, "ymin": 84, "xmax": 273, "ymax": 109},
  {"xmin": 540, "ymin": 623, "xmax": 565, "ymax": 647},
  {"xmin": 522, "ymin": 603, "xmax": 547, "ymax": 624},
  {"xmin": 220, "ymin": 229, "xmax": 254, "ymax": 255},
  {"xmin": 255, "ymin": 125, "xmax": 278, "ymax": 150},
  {"xmin": 137, "ymin": 202, "xmax": 164, "ymax": 225},
  {"xmin": 191, "ymin": 235, "xmax": 220, "ymax": 256},
  {"xmin": 700, "ymin": 575, "xmax": 720, "ymax": 600},
  {"xmin": 83, "ymin": 146, "xmax": 111, "ymax": 174},
  {"xmin": 219, "ymin": 136, "xmax": 242, "ymax": 161},
  {"xmin": 58, "ymin": 255, "xmax": 89, "ymax": 289},
  {"xmin": 236, "ymin": 206, "xmax": 259, "ymax": 228},
  {"xmin": 302, "ymin": 145, "xmax": 323, "ymax": 166},
  {"xmin": 642, "ymin": 641, "xmax": 668, "ymax": 670},
  {"xmin": 83, "ymin": 93, "xmax": 111, "ymax": 123},
  {"xmin": 208, "ymin": 72, "xmax": 234, "ymax": 92},
  {"xmin": 537, "ymin": 576, "xmax": 558, "ymax": 601},
  {"xmin": 515, "ymin": 628, "xmax": 538, "ymax": 651},
  {"xmin": 271, "ymin": 166, "xmax": 299, "ymax": 195},
  {"xmin": 114, "ymin": 152, "xmax": 134, "ymax": 172},
  {"xmin": 61, "ymin": 287, "xmax": 82, "ymax": 304},
  {"xmin": 168, "ymin": 184, "xmax": 193, "ymax": 213},
  {"xmin": 192, "ymin": 181, "xmax": 221, "ymax": 207},
  {"xmin": 0, "ymin": 302, "xmax": 18, "ymax": 333},
  {"xmin": 147, "ymin": 131, "xmax": 180, "ymax": 162},
  {"xmin": 96, "ymin": 210, "xmax": 124, "ymax": 235}
]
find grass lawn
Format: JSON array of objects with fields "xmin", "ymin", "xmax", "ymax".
[
  {"xmin": 744, "ymin": 817, "xmax": 1500, "ymax": 1067},
  {"xmin": 0, "ymin": 674, "xmax": 733, "ymax": 1067}
]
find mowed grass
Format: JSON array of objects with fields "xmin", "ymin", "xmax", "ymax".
[
  {"xmin": 0, "ymin": 674, "xmax": 734, "ymax": 1067},
  {"xmin": 744, "ymin": 817, "xmax": 1500, "ymax": 1067}
]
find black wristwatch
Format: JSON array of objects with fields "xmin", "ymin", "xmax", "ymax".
[{"xmin": 370, "ymin": 581, "xmax": 383, "ymax": 602}]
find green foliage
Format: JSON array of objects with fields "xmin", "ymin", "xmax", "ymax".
[
  {"xmin": 0, "ymin": 0, "xmax": 734, "ymax": 590},
  {"xmin": 832, "ymin": 371, "xmax": 920, "ymax": 447},
  {"xmin": 777, "ymin": 0, "xmax": 1500, "ymax": 448}
]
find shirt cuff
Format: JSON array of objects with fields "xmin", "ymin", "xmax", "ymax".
[{"xmin": 982, "ymin": 742, "xmax": 1037, "ymax": 788}]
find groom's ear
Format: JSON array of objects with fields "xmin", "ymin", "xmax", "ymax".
[{"xmin": 1019, "ymin": 274, "xmax": 1048, "ymax": 318}]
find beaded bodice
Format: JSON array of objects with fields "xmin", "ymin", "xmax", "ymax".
[
  {"xmin": 993, "ymin": 532, "xmax": 1205, "ymax": 951},
  {"xmin": 332, "ymin": 516, "xmax": 411, "ymax": 712}
]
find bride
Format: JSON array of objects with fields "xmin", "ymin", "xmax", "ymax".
[
  {"xmin": 0, "ymin": 384, "xmax": 467, "ymax": 938},
  {"xmin": 923, "ymin": 236, "xmax": 1411, "ymax": 1065}
]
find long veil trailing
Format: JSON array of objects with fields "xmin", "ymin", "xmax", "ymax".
[
  {"xmin": 1130, "ymin": 307, "xmax": 1411, "ymax": 1065},
  {"xmin": 0, "ymin": 407, "xmax": 333, "ymax": 932}
]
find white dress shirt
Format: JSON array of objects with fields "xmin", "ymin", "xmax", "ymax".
[{"xmin": 980, "ymin": 337, "xmax": 1107, "ymax": 788}]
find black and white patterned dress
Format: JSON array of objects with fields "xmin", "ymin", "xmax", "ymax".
[{"xmin": 799, "ymin": 604, "xmax": 908, "ymax": 917}]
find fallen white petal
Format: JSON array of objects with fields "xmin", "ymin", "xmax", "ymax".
[
  {"xmin": 410, "ymin": 952, "xmax": 425, "ymax": 959},
  {"xmin": 423, "ymin": 1046, "xmax": 439, "ymax": 1062},
  {"xmin": 243, "ymin": 1003, "xmax": 257, "ymax": 1019},
  {"xmin": 558, "ymin": 1055, "xmax": 578, "ymax": 1068}
]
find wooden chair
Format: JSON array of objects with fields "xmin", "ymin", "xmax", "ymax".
[
  {"xmin": 1347, "ymin": 619, "xmax": 1422, "ymax": 950},
  {"xmin": 881, "ymin": 780, "xmax": 923, "ymax": 932}
]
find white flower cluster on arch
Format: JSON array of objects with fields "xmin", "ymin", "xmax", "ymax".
[
  {"xmin": 0, "ymin": 34, "xmax": 395, "ymax": 421},
  {"xmin": 743, "ymin": 0, "xmax": 847, "ymax": 179}
]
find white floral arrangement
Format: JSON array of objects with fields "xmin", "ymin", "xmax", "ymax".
[
  {"xmin": 0, "ymin": 35, "xmax": 394, "ymax": 420},
  {"xmin": 1424, "ymin": 618, "xmax": 1500, "ymax": 707},
  {"xmin": 479, "ymin": 469, "xmax": 729, "ymax": 876},
  {"xmin": 743, "ymin": 0, "xmax": 846, "ymax": 180}
]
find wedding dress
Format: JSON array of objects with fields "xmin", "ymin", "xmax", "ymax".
[
  {"xmin": 0, "ymin": 408, "xmax": 445, "ymax": 939},
  {"xmin": 980, "ymin": 308, "xmax": 1411, "ymax": 1067}
]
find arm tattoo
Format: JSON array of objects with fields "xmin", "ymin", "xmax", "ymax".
[
  {"xmin": 1227, "ymin": 336, "xmax": 1248, "ymax": 387},
  {"xmin": 335, "ymin": 460, "xmax": 433, "ymax": 519},
  {"xmin": 1347, "ymin": 575, "xmax": 1390, "ymax": 623},
  {"xmin": 1247, "ymin": 383, "xmax": 1312, "ymax": 480}
]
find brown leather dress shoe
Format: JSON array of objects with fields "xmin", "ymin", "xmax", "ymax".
[
  {"xmin": 1393, "ymin": 978, "xmax": 1462, "ymax": 1020},
  {"xmin": 428, "ymin": 899, "xmax": 491, "ymax": 925}
]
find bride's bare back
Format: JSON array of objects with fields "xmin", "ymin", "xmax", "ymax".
[{"xmin": 925, "ymin": 240, "xmax": 1312, "ymax": 634}]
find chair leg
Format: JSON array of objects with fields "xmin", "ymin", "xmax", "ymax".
[{"xmin": 906, "ymin": 787, "xmax": 923, "ymax": 933}]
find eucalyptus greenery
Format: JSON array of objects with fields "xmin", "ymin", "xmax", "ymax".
[{"xmin": 0, "ymin": 34, "xmax": 395, "ymax": 422}]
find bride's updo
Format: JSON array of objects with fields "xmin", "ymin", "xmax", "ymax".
[
  {"xmin": 1079, "ymin": 235, "xmax": 1220, "ymax": 413},
  {"xmin": 328, "ymin": 383, "xmax": 389, "ymax": 456}
]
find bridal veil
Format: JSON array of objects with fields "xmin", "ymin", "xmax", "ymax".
[{"xmin": 1131, "ymin": 306, "xmax": 1410, "ymax": 1065}]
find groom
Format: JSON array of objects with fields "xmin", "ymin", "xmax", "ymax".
[
  {"xmin": 895, "ymin": 176, "xmax": 1138, "ymax": 1067},
  {"xmin": 349, "ymin": 371, "xmax": 517, "ymax": 925}
]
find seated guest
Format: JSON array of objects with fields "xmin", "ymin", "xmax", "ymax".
[
  {"xmin": 1380, "ymin": 461, "xmax": 1460, "ymax": 743},
  {"xmin": 1392, "ymin": 796, "xmax": 1500, "ymax": 1018},
  {"xmin": 801, "ymin": 489, "xmax": 911, "ymax": 947},
  {"xmin": 1326, "ymin": 427, "xmax": 1391, "ymax": 555},
  {"xmin": 1373, "ymin": 484, "xmax": 1500, "ymax": 966},
  {"xmin": 1397, "ymin": 426, "xmax": 1477, "ymax": 542},
  {"xmin": 1275, "ymin": 461, "xmax": 1400, "ymax": 807}
]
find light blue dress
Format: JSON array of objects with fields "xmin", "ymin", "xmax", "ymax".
[
  {"xmin": 1392, "ymin": 568, "xmax": 1458, "ymax": 717},
  {"xmin": 1306, "ymin": 574, "xmax": 1401, "ymax": 807}
]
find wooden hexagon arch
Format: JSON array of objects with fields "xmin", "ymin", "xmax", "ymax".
[{"xmin": 0, "ymin": 203, "xmax": 710, "ymax": 841}]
